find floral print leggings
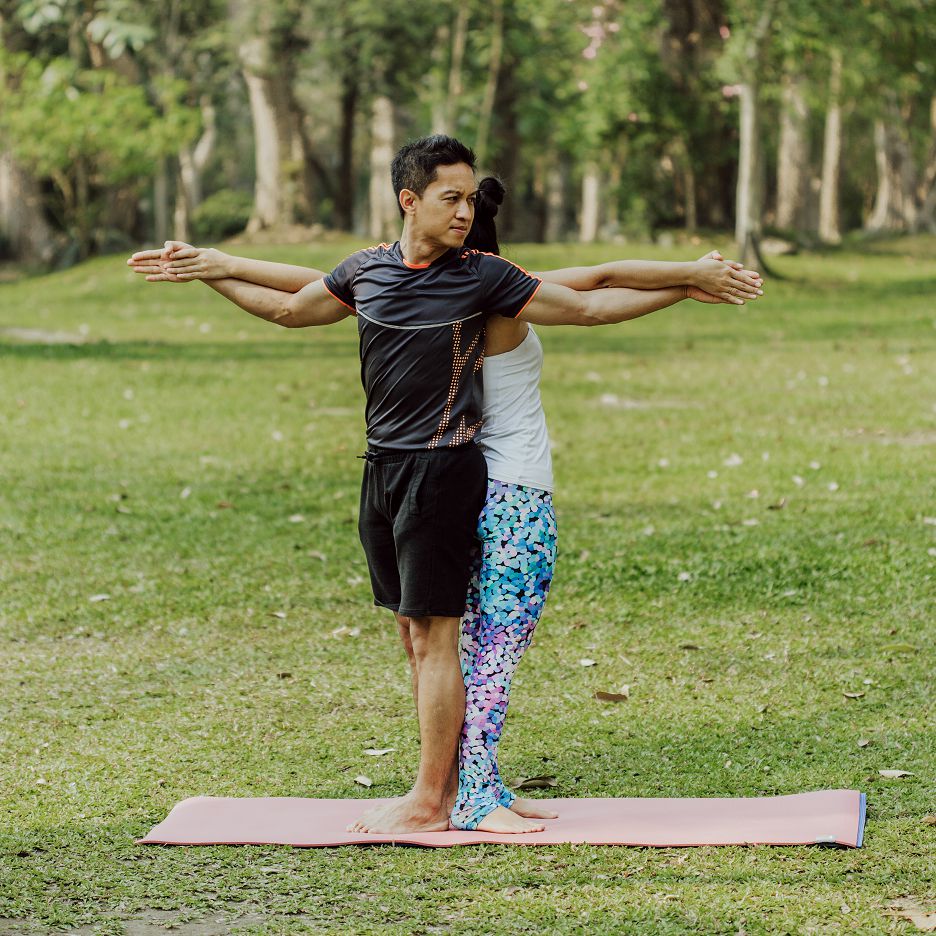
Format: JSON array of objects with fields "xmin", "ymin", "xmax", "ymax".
[{"xmin": 450, "ymin": 479, "xmax": 558, "ymax": 830}]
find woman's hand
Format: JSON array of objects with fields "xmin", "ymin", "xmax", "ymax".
[
  {"xmin": 693, "ymin": 250, "xmax": 763, "ymax": 304},
  {"xmin": 126, "ymin": 241, "xmax": 232, "ymax": 282}
]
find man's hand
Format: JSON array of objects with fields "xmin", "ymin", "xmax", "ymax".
[
  {"xmin": 127, "ymin": 240, "xmax": 233, "ymax": 282},
  {"xmin": 687, "ymin": 285, "xmax": 729, "ymax": 304},
  {"xmin": 693, "ymin": 250, "xmax": 763, "ymax": 305}
]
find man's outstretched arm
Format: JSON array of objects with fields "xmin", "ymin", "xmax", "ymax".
[
  {"xmin": 128, "ymin": 242, "xmax": 326, "ymax": 293},
  {"xmin": 200, "ymin": 277, "xmax": 351, "ymax": 327}
]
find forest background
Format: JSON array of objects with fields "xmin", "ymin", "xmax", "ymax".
[{"xmin": 1, "ymin": 0, "xmax": 935, "ymax": 270}]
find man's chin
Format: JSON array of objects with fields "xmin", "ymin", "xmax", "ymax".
[{"xmin": 446, "ymin": 230, "xmax": 469, "ymax": 247}]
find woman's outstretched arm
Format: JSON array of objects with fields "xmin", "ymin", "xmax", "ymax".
[{"xmin": 539, "ymin": 251, "xmax": 763, "ymax": 304}]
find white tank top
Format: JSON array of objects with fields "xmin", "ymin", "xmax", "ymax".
[{"xmin": 475, "ymin": 326, "xmax": 554, "ymax": 492}]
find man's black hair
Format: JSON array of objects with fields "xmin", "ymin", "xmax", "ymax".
[{"xmin": 391, "ymin": 135, "xmax": 477, "ymax": 218}]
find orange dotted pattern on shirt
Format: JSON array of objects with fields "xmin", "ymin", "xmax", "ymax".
[{"xmin": 428, "ymin": 321, "xmax": 484, "ymax": 449}]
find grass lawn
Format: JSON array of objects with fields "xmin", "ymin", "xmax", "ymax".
[{"xmin": 0, "ymin": 234, "xmax": 933, "ymax": 935}]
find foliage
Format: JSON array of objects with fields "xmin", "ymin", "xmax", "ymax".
[{"xmin": 191, "ymin": 189, "xmax": 254, "ymax": 241}]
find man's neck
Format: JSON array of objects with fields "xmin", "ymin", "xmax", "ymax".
[{"xmin": 400, "ymin": 227, "xmax": 449, "ymax": 268}]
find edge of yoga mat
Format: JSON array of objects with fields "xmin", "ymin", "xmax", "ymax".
[{"xmin": 138, "ymin": 789, "xmax": 865, "ymax": 849}]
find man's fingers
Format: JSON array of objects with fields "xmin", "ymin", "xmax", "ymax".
[
  {"xmin": 167, "ymin": 247, "xmax": 198, "ymax": 260},
  {"xmin": 129, "ymin": 249, "xmax": 165, "ymax": 262},
  {"xmin": 730, "ymin": 271, "xmax": 762, "ymax": 290},
  {"xmin": 167, "ymin": 258, "xmax": 200, "ymax": 270},
  {"xmin": 130, "ymin": 264, "xmax": 166, "ymax": 275}
]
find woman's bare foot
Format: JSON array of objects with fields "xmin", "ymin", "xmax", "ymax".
[
  {"xmin": 347, "ymin": 793, "xmax": 450, "ymax": 834},
  {"xmin": 475, "ymin": 805, "xmax": 545, "ymax": 834},
  {"xmin": 509, "ymin": 797, "xmax": 559, "ymax": 820}
]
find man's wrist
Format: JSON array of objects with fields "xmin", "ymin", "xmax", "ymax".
[
  {"xmin": 221, "ymin": 251, "xmax": 239, "ymax": 279},
  {"xmin": 685, "ymin": 262, "xmax": 702, "ymax": 288}
]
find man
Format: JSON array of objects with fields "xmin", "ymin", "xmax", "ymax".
[{"xmin": 129, "ymin": 135, "xmax": 762, "ymax": 834}]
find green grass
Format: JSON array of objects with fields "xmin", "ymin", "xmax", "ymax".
[{"xmin": 0, "ymin": 235, "xmax": 933, "ymax": 935}]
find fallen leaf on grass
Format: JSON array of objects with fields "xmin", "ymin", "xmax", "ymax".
[
  {"xmin": 216, "ymin": 501, "xmax": 234, "ymax": 509},
  {"xmin": 857, "ymin": 739, "xmax": 871, "ymax": 748},
  {"xmin": 276, "ymin": 672, "xmax": 292, "ymax": 680},
  {"xmin": 767, "ymin": 497, "xmax": 787, "ymax": 511},
  {"xmin": 579, "ymin": 658, "xmax": 596, "ymax": 667},
  {"xmin": 270, "ymin": 611, "xmax": 286, "ymax": 619},
  {"xmin": 288, "ymin": 514, "xmax": 305, "ymax": 523},
  {"xmin": 89, "ymin": 594, "xmax": 111, "ymax": 603},
  {"xmin": 879, "ymin": 769, "xmax": 913, "ymax": 778},
  {"xmin": 363, "ymin": 748, "xmax": 395, "ymax": 757},
  {"xmin": 843, "ymin": 691, "xmax": 865, "ymax": 699},
  {"xmin": 887, "ymin": 898, "xmax": 936, "ymax": 931},
  {"xmin": 922, "ymin": 815, "xmax": 936, "ymax": 826},
  {"xmin": 594, "ymin": 687, "xmax": 629, "ymax": 702},
  {"xmin": 679, "ymin": 642, "xmax": 700, "ymax": 650},
  {"xmin": 331, "ymin": 626, "xmax": 361, "ymax": 638},
  {"xmin": 354, "ymin": 775, "xmax": 373, "ymax": 788},
  {"xmin": 514, "ymin": 775, "xmax": 558, "ymax": 790},
  {"xmin": 308, "ymin": 550, "xmax": 327, "ymax": 562}
]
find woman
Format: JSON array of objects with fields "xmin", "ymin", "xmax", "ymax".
[{"xmin": 128, "ymin": 197, "xmax": 762, "ymax": 833}]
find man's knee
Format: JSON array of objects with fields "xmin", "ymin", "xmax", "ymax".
[{"xmin": 408, "ymin": 615, "xmax": 459, "ymax": 662}]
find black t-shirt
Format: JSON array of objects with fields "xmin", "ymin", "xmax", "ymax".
[{"xmin": 323, "ymin": 241, "xmax": 542, "ymax": 450}]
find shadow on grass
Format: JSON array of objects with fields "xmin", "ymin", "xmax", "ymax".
[{"xmin": 0, "ymin": 339, "xmax": 358, "ymax": 363}]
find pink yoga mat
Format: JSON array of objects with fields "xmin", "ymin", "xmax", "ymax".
[{"xmin": 138, "ymin": 790, "xmax": 865, "ymax": 848}]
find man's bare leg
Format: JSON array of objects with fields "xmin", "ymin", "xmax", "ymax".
[{"xmin": 348, "ymin": 615, "xmax": 462, "ymax": 833}]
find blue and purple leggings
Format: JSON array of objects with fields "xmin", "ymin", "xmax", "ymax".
[{"xmin": 451, "ymin": 479, "xmax": 558, "ymax": 830}]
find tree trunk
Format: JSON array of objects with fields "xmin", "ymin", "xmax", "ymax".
[
  {"xmin": 0, "ymin": 153, "xmax": 55, "ymax": 263},
  {"xmin": 174, "ymin": 96, "xmax": 217, "ymax": 240},
  {"xmin": 153, "ymin": 156, "xmax": 170, "ymax": 245},
  {"xmin": 368, "ymin": 95, "xmax": 398, "ymax": 243},
  {"xmin": 818, "ymin": 50, "xmax": 843, "ymax": 244},
  {"xmin": 776, "ymin": 66, "xmax": 810, "ymax": 233},
  {"xmin": 919, "ymin": 95, "xmax": 936, "ymax": 232},
  {"xmin": 579, "ymin": 162, "xmax": 600, "ymax": 243},
  {"xmin": 735, "ymin": 79, "xmax": 763, "ymax": 265},
  {"xmin": 444, "ymin": 5, "xmax": 469, "ymax": 133},
  {"xmin": 335, "ymin": 72, "xmax": 359, "ymax": 231},
  {"xmin": 474, "ymin": 0, "xmax": 504, "ymax": 168},
  {"xmin": 734, "ymin": 4, "xmax": 776, "ymax": 269},
  {"xmin": 544, "ymin": 161, "xmax": 565, "ymax": 243},
  {"xmin": 240, "ymin": 36, "xmax": 283, "ymax": 232},
  {"xmin": 867, "ymin": 92, "xmax": 921, "ymax": 232}
]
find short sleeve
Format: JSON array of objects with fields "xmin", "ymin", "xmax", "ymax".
[
  {"xmin": 476, "ymin": 253, "xmax": 542, "ymax": 318},
  {"xmin": 322, "ymin": 250, "xmax": 370, "ymax": 312}
]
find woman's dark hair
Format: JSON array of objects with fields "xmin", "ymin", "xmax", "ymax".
[
  {"xmin": 390, "ymin": 135, "xmax": 477, "ymax": 218},
  {"xmin": 464, "ymin": 176, "xmax": 505, "ymax": 255}
]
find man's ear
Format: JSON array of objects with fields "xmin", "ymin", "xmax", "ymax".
[{"xmin": 399, "ymin": 189, "xmax": 418, "ymax": 217}]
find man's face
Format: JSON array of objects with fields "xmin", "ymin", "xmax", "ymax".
[{"xmin": 407, "ymin": 163, "xmax": 477, "ymax": 248}]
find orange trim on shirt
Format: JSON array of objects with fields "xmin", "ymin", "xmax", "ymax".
[
  {"xmin": 513, "ymin": 279, "xmax": 543, "ymax": 319},
  {"xmin": 322, "ymin": 281, "xmax": 357, "ymax": 315},
  {"xmin": 466, "ymin": 247, "xmax": 538, "ymax": 279},
  {"xmin": 402, "ymin": 257, "xmax": 431, "ymax": 269}
]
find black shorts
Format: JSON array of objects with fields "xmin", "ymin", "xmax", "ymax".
[{"xmin": 358, "ymin": 442, "xmax": 487, "ymax": 619}]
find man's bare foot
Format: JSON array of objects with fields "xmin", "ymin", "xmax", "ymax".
[
  {"xmin": 476, "ymin": 805, "xmax": 545, "ymax": 834},
  {"xmin": 346, "ymin": 798, "xmax": 393, "ymax": 833},
  {"xmin": 509, "ymin": 797, "xmax": 559, "ymax": 820},
  {"xmin": 347, "ymin": 793, "xmax": 450, "ymax": 834}
]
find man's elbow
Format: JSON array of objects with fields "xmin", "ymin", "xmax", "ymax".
[
  {"xmin": 274, "ymin": 297, "xmax": 302, "ymax": 327},
  {"xmin": 577, "ymin": 298, "xmax": 607, "ymax": 326}
]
